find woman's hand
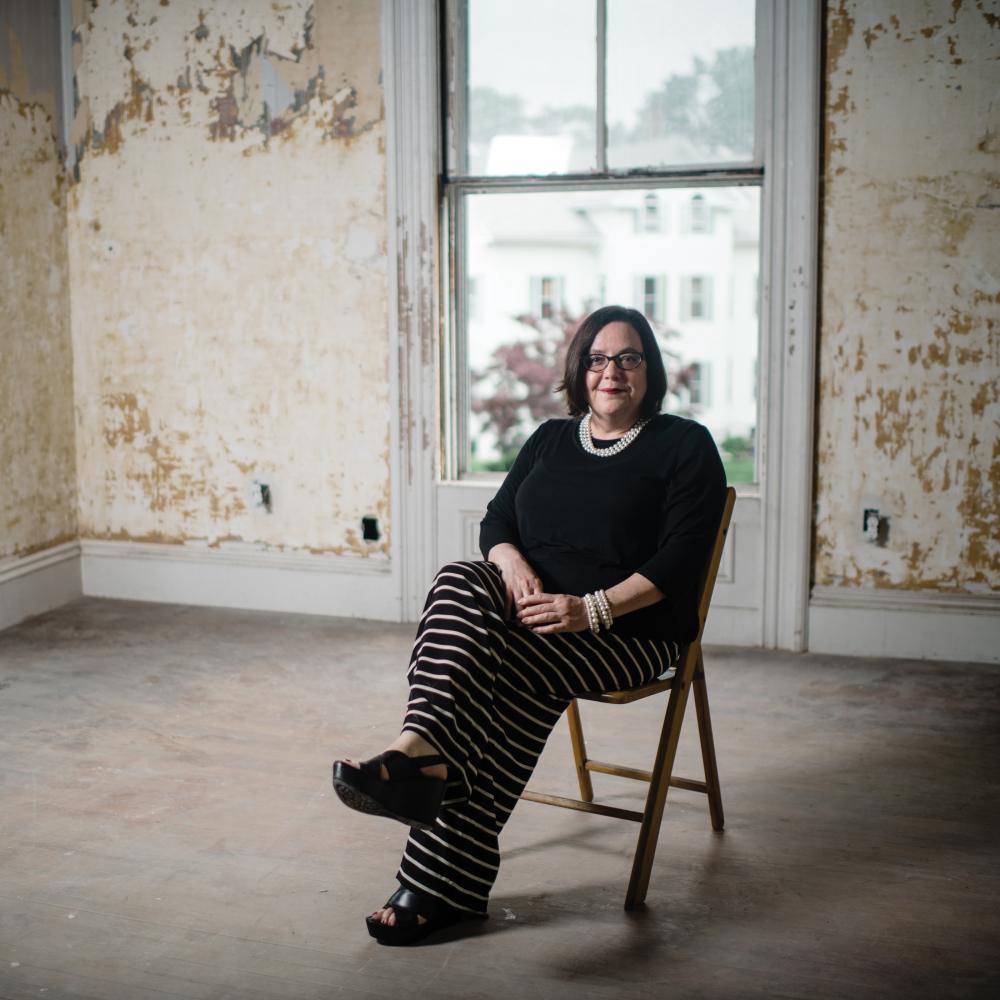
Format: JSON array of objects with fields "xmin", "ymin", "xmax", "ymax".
[
  {"xmin": 487, "ymin": 544, "xmax": 543, "ymax": 619},
  {"xmin": 516, "ymin": 592, "xmax": 589, "ymax": 634}
]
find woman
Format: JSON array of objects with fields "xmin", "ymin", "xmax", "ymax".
[{"xmin": 333, "ymin": 305, "xmax": 726, "ymax": 945}]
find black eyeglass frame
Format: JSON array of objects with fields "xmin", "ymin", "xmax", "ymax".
[{"xmin": 583, "ymin": 351, "xmax": 646, "ymax": 372}]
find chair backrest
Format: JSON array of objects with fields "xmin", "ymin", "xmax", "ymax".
[
  {"xmin": 694, "ymin": 485, "xmax": 737, "ymax": 640},
  {"xmin": 583, "ymin": 485, "xmax": 736, "ymax": 704}
]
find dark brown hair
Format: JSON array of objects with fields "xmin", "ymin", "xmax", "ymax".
[{"xmin": 557, "ymin": 305, "xmax": 667, "ymax": 418}]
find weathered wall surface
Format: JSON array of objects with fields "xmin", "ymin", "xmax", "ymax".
[
  {"xmin": 0, "ymin": 1, "xmax": 78, "ymax": 561},
  {"xmin": 815, "ymin": 0, "xmax": 999, "ymax": 592},
  {"xmin": 67, "ymin": 0, "xmax": 389, "ymax": 556}
]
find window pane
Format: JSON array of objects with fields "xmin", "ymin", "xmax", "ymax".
[
  {"xmin": 466, "ymin": 0, "xmax": 597, "ymax": 175},
  {"xmin": 465, "ymin": 186, "xmax": 760, "ymax": 483},
  {"xmin": 606, "ymin": 0, "xmax": 756, "ymax": 170}
]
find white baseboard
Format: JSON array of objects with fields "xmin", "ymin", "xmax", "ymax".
[
  {"xmin": 80, "ymin": 540, "xmax": 403, "ymax": 621},
  {"xmin": 7, "ymin": 542, "xmax": 996, "ymax": 667},
  {"xmin": 0, "ymin": 542, "xmax": 83, "ymax": 632},
  {"xmin": 808, "ymin": 586, "xmax": 1000, "ymax": 664}
]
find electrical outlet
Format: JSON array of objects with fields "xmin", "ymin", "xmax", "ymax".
[
  {"xmin": 863, "ymin": 508, "xmax": 880, "ymax": 541},
  {"xmin": 862, "ymin": 507, "xmax": 889, "ymax": 546}
]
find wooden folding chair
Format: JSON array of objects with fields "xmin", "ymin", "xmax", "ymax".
[{"xmin": 521, "ymin": 486, "xmax": 736, "ymax": 910}]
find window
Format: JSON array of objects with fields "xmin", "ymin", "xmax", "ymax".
[
  {"xmin": 530, "ymin": 276, "xmax": 563, "ymax": 320},
  {"xmin": 687, "ymin": 193, "xmax": 711, "ymax": 233},
  {"xmin": 636, "ymin": 275, "xmax": 665, "ymax": 323},
  {"xmin": 445, "ymin": 0, "xmax": 758, "ymax": 477},
  {"xmin": 640, "ymin": 192, "xmax": 662, "ymax": 232},
  {"xmin": 684, "ymin": 276, "xmax": 714, "ymax": 320},
  {"xmin": 689, "ymin": 361, "xmax": 712, "ymax": 406}
]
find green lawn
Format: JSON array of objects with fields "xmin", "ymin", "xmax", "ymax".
[{"xmin": 722, "ymin": 456, "xmax": 755, "ymax": 484}]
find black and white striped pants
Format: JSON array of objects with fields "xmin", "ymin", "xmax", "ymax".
[{"xmin": 395, "ymin": 560, "xmax": 679, "ymax": 915}]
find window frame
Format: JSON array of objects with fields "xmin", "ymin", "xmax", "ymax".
[{"xmin": 441, "ymin": 0, "xmax": 765, "ymax": 480}]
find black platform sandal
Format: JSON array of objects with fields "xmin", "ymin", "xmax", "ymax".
[
  {"xmin": 366, "ymin": 887, "xmax": 485, "ymax": 946},
  {"xmin": 331, "ymin": 750, "xmax": 447, "ymax": 829}
]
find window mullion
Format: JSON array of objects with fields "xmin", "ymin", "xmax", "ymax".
[
  {"xmin": 448, "ymin": 168, "xmax": 763, "ymax": 197},
  {"xmin": 449, "ymin": 0, "xmax": 469, "ymax": 177},
  {"xmin": 596, "ymin": 0, "xmax": 607, "ymax": 174},
  {"xmin": 452, "ymin": 189, "xmax": 470, "ymax": 479}
]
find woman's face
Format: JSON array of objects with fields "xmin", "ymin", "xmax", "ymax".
[{"xmin": 584, "ymin": 321, "xmax": 647, "ymax": 428}]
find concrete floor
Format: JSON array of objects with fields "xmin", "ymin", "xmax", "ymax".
[{"xmin": 0, "ymin": 598, "xmax": 998, "ymax": 1000}]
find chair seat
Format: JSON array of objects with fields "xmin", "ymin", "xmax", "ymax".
[{"xmin": 578, "ymin": 668, "xmax": 677, "ymax": 704}]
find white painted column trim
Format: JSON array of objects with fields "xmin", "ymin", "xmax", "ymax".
[
  {"xmin": 758, "ymin": 0, "xmax": 821, "ymax": 651},
  {"xmin": 382, "ymin": 0, "xmax": 442, "ymax": 621}
]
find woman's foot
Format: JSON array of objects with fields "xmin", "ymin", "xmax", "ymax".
[
  {"xmin": 341, "ymin": 732, "xmax": 447, "ymax": 781},
  {"xmin": 369, "ymin": 903, "xmax": 424, "ymax": 928},
  {"xmin": 365, "ymin": 887, "xmax": 484, "ymax": 946},
  {"xmin": 331, "ymin": 734, "xmax": 448, "ymax": 829}
]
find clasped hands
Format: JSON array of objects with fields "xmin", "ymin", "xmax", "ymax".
[
  {"xmin": 489, "ymin": 544, "xmax": 589, "ymax": 634},
  {"xmin": 516, "ymin": 591, "xmax": 589, "ymax": 634}
]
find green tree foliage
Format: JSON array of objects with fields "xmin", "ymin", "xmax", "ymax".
[
  {"xmin": 469, "ymin": 45, "xmax": 754, "ymax": 159},
  {"xmin": 468, "ymin": 87, "xmax": 527, "ymax": 146},
  {"xmin": 633, "ymin": 67, "xmax": 702, "ymax": 141},
  {"xmin": 703, "ymin": 46, "xmax": 754, "ymax": 153},
  {"xmin": 633, "ymin": 46, "xmax": 754, "ymax": 156}
]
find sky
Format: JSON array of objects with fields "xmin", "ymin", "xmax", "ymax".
[{"xmin": 468, "ymin": 0, "xmax": 756, "ymax": 130}]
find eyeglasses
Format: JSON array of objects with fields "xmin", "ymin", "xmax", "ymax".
[{"xmin": 584, "ymin": 351, "xmax": 645, "ymax": 372}]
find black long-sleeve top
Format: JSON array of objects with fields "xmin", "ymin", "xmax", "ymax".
[{"xmin": 478, "ymin": 415, "xmax": 727, "ymax": 642}]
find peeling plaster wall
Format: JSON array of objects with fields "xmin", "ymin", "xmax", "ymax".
[
  {"xmin": 0, "ymin": 1, "xmax": 78, "ymax": 561},
  {"xmin": 815, "ymin": 0, "xmax": 999, "ymax": 592},
  {"xmin": 67, "ymin": 0, "xmax": 389, "ymax": 557}
]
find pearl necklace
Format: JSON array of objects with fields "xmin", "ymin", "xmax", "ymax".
[{"xmin": 578, "ymin": 413, "xmax": 651, "ymax": 458}]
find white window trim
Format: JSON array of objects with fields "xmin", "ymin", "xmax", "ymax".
[
  {"xmin": 382, "ymin": 0, "xmax": 441, "ymax": 620},
  {"xmin": 756, "ymin": 0, "xmax": 821, "ymax": 650},
  {"xmin": 384, "ymin": 0, "xmax": 821, "ymax": 650}
]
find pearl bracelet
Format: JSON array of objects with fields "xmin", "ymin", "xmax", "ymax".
[
  {"xmin": 594, "ymin": 589, "xmax": 614, "ymax": 630},
  {"xmin": 583, "ymin": 590, "xmax": 613, "ymax": 635}
]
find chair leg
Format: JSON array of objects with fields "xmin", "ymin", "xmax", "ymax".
[
  {"xmin": 693, "ymin": 654, "xmax": 724, "ymax": 832},
  {"xmin": 565, "ymin": 698, "xmax": 594, "ymax": 802},
  {"xmin": 624, "ymin": 676, "xmax": 693, "ymax": 910}
]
